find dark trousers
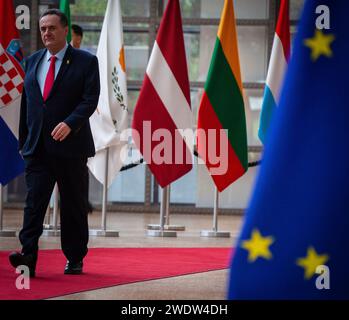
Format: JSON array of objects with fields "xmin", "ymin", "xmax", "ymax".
[{"xmin": 19, "ymin": 146, "xmax": 89, "ymax": 263}]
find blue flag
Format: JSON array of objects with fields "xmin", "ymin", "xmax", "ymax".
[{"xmin": 228, "ymin": 0, "xmax": 349, "ymax": 300}]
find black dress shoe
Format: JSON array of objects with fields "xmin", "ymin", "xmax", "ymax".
[
  {"xmin": 9, "ymin": 252, "xmax": 37, "ymax": 278},
  {"xmin": 64, "ymin": 261, "xmax": 83, "ymax": 275}
]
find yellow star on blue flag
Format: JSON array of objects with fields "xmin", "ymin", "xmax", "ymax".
[
  {"xmin": 228, "ymin": 0, "xmax": 349, "ymax": 300},
  {"xmin": 304, "ymin": 29, "xmax": 335, "ymax": 61},
  {"xmin": 241, "ymin": 229, "xmax": 274, "ymax": 262},
  {"xmin": 296, "ymin": 247, "xmax": 329, "ymax": 279}
]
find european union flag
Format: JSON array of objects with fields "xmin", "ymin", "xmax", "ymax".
[{"xmin": 228, "ymin": 0, "xmax": 349, "ymax": 299}]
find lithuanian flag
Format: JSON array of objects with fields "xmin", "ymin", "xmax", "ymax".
[{"xmin": 197, "ymin": 0, "xmax": 248, "ymax": 192}]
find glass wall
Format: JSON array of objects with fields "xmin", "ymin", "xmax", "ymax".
[{"xmin": 6, "ymin": 0, "xmax": 305, "ymax": 210}]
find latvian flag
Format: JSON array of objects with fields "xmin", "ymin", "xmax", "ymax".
[
  {"xmin": 258, "ymin": 0, "xmax": 290, "ymax": 144},
  {"xmin": 0, "ymin": 0, "xmax": 25, "ymax": 185},
  {"xmin": 132, "ymin": 0, "xmax": 193, "ymax": 187}
]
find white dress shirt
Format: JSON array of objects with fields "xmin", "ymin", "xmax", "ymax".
[{"xmin": 37, "ymin": 43, "xmax": 68, "ymax": 96}]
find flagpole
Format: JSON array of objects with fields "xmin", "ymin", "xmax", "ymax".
[
  {"xmin": 147, "ymin": 186, "xmax": 176, "ymax": 237},
  {"xmin": 0, "ymin": 184, "xmax": 16, "ymax": 237},
  {"xmin": 43, "ymin": 184, "xmax": 60, "ymax": 236},
  {"xmin": 53, "ymin": 184, "xmax": 59, "ymax": 228},
  {"xmin": 43, "ymin": 205, "xmax": 51, "ymax": 229},
  {"xmin": 89, "ymin": 147, "xmax": 119, "ymax": 237},
  {"xmin": 147, "ymin": 184, "xmax": 185, "ymax": 231},
  {"xmin": 164, "ymin": 185, "xmax": 185, "ymax": 230},
  {"xmin": 165, "ymin": 186, "xmax": 170, "ymax": 225},
  {"xmin": 43, "ymin": 191, "xmax": 58, "ymax": 232},
  {"xmin": 101, "ymin": 147, "xmax": 108, "ymax": 230},
  {"xmin": 201, "ymin": 187, "xmax": 230, "ymax": 238},
  {"xmin": 160, "ymin": 187, "xmax": 166, "ymax": 230},
  {"xmin": 213, "ymin": 186, "xmax": 219, "ymax": 232}
]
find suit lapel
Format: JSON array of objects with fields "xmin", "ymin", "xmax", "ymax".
[{"xmin": 47, "ymin": 45, "xmax": 73, "ymax": 100}]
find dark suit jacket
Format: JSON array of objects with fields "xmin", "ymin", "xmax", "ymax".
[{"xmin": 19, "ymin": 45, "xmax": 100, "ymax": 158}]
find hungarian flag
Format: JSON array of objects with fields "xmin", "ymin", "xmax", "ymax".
[
  {"xmin": 132, "ymin": 0, "xmax": 193, "ymax": 188},
  {"xmin": 197, "ymin": 0, "xmax": 248, "ymax": 192},
  {"xmin": 88, "ymin": 0, "xmax": 128, "ymax": 187},
  {"xmin": 60, "ymin": 0, "xmax": 72, "ymax": 43},
  {"xmin": 0, "ymin": 0, "xmax": 25, "ymax": 185},
  {"xmin": 258, "ymin": 0, "xmax": 290, "ymax": 144}
]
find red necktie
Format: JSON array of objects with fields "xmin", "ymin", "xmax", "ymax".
[{"xmin": 43, "ymin": 56, "xmax": 57, "ymax": 101}]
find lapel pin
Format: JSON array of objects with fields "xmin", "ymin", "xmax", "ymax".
[{"xmin": 67, "ymin": 60, "xmax": 70, "ymax": 65}]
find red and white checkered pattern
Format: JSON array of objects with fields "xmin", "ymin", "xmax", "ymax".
[{"xmin": 0, "ymin": 44, "xmax": 23, "ymax": 108}]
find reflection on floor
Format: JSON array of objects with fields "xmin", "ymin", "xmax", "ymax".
[{"xmin": 1, "ymin": 209, "xmax": 243, "ymax": 300}]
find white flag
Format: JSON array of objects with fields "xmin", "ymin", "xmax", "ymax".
[{"xmin": 88, "ymin": 0, "xmax": 128, "ymax": 187}]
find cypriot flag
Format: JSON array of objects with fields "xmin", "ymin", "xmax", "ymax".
[{"xmin": 88, "ymin": 0, "xmax": 128, "ymax": 187}]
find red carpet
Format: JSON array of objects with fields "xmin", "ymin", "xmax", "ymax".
[{"xmin": 0, "ymin": 247, "xmax": 232, "ymax": 300}]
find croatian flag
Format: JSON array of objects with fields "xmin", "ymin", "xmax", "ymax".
[
  {"xmin": 0, "ymin": 0, "xmax": 25, "ymax": 185},
  {"xmin": 258, "ymin": 0, "xmax": 290, "ymax": 144}
]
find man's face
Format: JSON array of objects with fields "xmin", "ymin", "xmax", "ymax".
[
  {"xmin": 71, "ymin": 31, "xmax": 82, "ymax": 49},
  {"xmin": 40, "ymin": 14, "xmax": 68, "ymax": 52}
]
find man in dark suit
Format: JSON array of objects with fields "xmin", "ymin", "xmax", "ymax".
[{"xmin": 9, "ymin": 9, "xmax": 100, "ymax": 277}]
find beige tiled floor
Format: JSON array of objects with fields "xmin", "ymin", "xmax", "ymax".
[{"xmin": 1, "ymin": 209, "xmax": 243, "ymax": 300}]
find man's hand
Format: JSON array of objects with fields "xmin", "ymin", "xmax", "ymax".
[{"xmin": 51, "ymin": 122, "xmax": 72, "ymax": 142}]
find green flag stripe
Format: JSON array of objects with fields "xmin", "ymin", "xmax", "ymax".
[
  {"xmin": 60, "ymin": 0, "xmax": 72, "ymax": 43},
  {"xmin": 205, "ymin": 39, "xmax": 248, "ymax": 169}
]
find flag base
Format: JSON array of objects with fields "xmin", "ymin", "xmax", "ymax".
[
  {"xmin": 89, "ymin": 229, "xmax": 119, "ymax": 237},
  {"xmin": 42, "ymin": 230, "xmax": 61, "ymax": 237},
  {"xmin": 43, "ymin": 224, "xmax": 60, "ymax": 230},
  {"xmin": 147, "ymin": 224, "xmax": 185, "ymax": 231},
  {"xmin": 200, "ymin": 230, "xmax": 231, "ymax": 238},
  {"xmin": 0, "ymin": 230, "xmax": 16, "ymax": 237},
  {"xmin": 147, "ymin": 230, "xmax": 177, "ymax": 237}
]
